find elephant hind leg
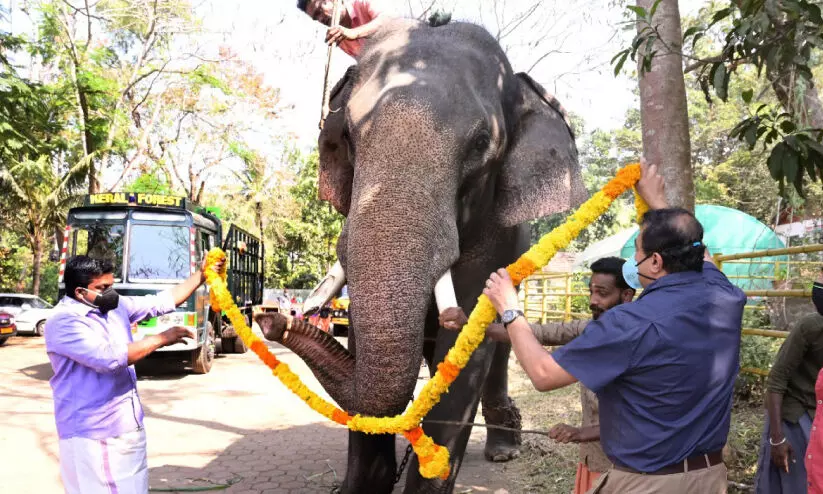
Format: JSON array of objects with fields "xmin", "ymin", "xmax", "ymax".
[{"xmin": 481, "ymin": 342, "xmax": 522, "ymax": 462}]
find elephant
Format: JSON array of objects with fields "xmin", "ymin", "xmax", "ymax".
[{"xmin": 255, "ymin": 18, "xmax": 585, "ymax": 494}]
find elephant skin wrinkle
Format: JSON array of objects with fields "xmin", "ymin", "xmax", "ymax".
[{"xmin": 255, "ymin": 313, "xmax": 356, "ymax": 412}]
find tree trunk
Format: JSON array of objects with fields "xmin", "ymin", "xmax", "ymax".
[
  {"xmin": 637, "ymin": 0, "xmax": 694, "ymax": 211},
  {"xmin": 771, "ymin": 69, "xmax": 823, "ymax": 130},
  {"xmin": 255, "ymin": 200, "xmax": 265, "ymax": 266},
  {"xmin": 68, "ymin": 58, "xmax": 98, "ymax": 193},
  {"xmin": 31, "ymin": 233, "xmax": 43, "ymax": 295}
]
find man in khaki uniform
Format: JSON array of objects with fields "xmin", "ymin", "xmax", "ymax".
[{"xmin": 441, "ymin": 256, "xmax": 634, "ymax": 493}]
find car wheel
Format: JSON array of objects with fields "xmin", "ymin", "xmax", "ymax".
[
  {"xmin": 0, "ymin": 337, "xmax": 8, "ymax": 346},
  {"xmin": 34, "ymin": 321, "xmax": 45, "ymax": 337}
]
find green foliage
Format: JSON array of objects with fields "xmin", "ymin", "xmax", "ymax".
[
  {"xmin": 0, "ymin": 235, "xmax": 30, "ymax": 291},
  {"xmin": 267, "ymin": 149, "xmax": 344, "ymax": 289},
  {"xmin": 123, "ymin": 172, "xmax": 172, "ymax": 194},
  {"xmin": 613, "ymin": 0, "xmax": 664, "ymax": 75},
  {"xmin": 38, "ymin": 261, "xmax": 60, "ymax": 304},
  {"xmin": 736, "ymin": 305, "xmax": 782, "ymax": 400},
  {"xmin": 617, "ymin": 0, "xmax": 823, "ymax": 196}
]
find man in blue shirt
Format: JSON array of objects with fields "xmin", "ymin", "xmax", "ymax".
[{"xmin": 483, "ymin": 162, "xmax": 746, "ymax": 493}]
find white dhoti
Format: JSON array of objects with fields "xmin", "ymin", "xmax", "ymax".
[{"xmin": 58, "ymin": 428, "xmax": 148, "ymax": 494}]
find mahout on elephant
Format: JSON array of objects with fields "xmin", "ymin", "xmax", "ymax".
[{"xmin": 256, "ymin": 17, "xmax": 585, "ymax": 494}]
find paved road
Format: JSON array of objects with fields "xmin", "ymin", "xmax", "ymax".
[{"xmin": 0, "ymin": 331, "xmax": 513, "ymax": 493}]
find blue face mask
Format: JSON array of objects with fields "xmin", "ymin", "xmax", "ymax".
[{"xmin": 622, "ymin": 253, "xmax": 654, "ymax": 290}]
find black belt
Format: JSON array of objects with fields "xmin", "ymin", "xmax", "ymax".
[{"xmin": 613, "ymin": 450, "xmax": 724, "ymax": 476}]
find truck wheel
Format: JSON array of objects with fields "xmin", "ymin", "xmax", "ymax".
[
  {"xmin": 221, "ymin": 336, "xmax": 237, "ymax": 354},
  {"xmin": 192, "ymin": 323, "xmax": 215, "ymax": 374},
  {"xmin": 233, "ymin": 336, "xmax": 248, "ymax": 354}
]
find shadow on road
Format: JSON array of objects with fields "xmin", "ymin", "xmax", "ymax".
[
  {"xmin": 147, "ymin": 422, "xmax": 354, "ymax": 494},
  {"xmin": 19, "ymin": 362, "xmax": 54, "ymax": 381}
]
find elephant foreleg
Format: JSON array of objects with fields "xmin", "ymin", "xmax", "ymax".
[
  {"xmin": 255, "ymin": 313, "xmax": 356, "ymax": 411},
  {"xmin": 480, "ymin": 342, "xmax": 522, "ymax": 462}
]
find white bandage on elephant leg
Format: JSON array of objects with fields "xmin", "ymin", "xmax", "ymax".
[
  {"xmin": 434, "ymin": 270, "xmax": 458, "ymax": 314},
  {"xmin": 302, "ymin": 260, "xmax": 346, "ymax": 314}
]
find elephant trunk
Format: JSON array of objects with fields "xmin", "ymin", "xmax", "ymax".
[
  {"xmin": 256, "ymin": 312, "xmax": 356, "ymax": 411},
  {"xmin": 344, "ymin": 183, "xmax": 458, "ymax": 417}
]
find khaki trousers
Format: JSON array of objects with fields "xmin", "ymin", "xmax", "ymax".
[{"xmin": 586, "ymin": 463, "xmax": 727, "ymax": 494}]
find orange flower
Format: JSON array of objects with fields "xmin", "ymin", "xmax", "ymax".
[
  {"xmin": 332, "ymin": 409, "xmax": 352, "ymax": 425},
  {"xmin": 404, "ymin": 427, "xmax": 424, "ymax": 443},
  {"xmin": 507, "ymin": 257, "xmax": 537, "ymax": 285},
  {"xmin": 437, "ymin": 361, "xmax": 460, "ymax": 384}
]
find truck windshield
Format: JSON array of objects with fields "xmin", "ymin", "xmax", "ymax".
[
  {"xmin": 71, "ymin": 224, "xmax": 126, "ymax": 280},
  {"xmin": 128, "ymin": 225, "xmax": 190, "ymax": 281}
]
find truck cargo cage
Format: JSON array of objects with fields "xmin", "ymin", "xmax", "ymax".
[{"xmin": 223, "ymin": 225, "xmax": 263, "ymax": 308}]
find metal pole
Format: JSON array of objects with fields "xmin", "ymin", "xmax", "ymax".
[
  {"xmin": 542, "ymin": 278, "xmax": 548, "ymax": 324},
  {"xmin": 319, "ymin": 0, "xmax": 343, "ymax": 130},
  {"xmin": 716, "ymin": 244, "xmax": 823, "ymax": 262}
]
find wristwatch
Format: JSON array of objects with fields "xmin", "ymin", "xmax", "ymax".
[{"xmin": 501, "ymin": 309, "xmax": 525, "ymax": 328}]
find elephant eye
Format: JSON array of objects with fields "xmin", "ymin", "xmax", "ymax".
[{"xmin": 472, "ymin": 132, "xmax": 490, "ymax": 153}]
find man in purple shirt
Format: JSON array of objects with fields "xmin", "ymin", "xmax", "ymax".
[{"xmin": 45, "ymin": 255, "xmax": 221, "ymax": 493}]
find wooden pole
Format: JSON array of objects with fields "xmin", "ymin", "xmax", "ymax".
[{"xmin": 319, "ymin": 0, "xmax": 343, "ymax": 130}]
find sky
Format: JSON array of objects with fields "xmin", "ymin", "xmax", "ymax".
[
  {"xmin": 3, "ymin": 0, "xmax": 705, "ymax": 169},
  {"xmin": 196, "ymin": 0, "xmax": 705, "ymax": 148}
]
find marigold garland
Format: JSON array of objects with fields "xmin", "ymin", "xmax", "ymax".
[{"xmin": 204, "ymin": 162, "xmax": 647, "ymax": 481}]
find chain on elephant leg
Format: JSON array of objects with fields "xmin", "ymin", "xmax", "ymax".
[{"xmin": 481, "ymin": 396, "xmax": 523, "ymax": 462}]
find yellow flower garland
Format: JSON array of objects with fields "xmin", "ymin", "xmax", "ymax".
[{"xmin": 204, "ymin": 162, "xmax": 648, "ymax": 480}]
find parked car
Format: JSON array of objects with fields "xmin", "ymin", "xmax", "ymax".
[
  {"xmin": 0, "ymin": 293, "xmax": 54, "ymax": 336},
  {"xmin": 0, "ymin": 311, "xmax": 16, "ymax": 345}
]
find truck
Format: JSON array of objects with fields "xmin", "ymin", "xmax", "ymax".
[
  {"xmin": 58, "ymin": 192, "xmax": 264, "ymax": 374},
  {"xmin": 329, "ymin": 286, "xmax": 350, "ymax": 336}
]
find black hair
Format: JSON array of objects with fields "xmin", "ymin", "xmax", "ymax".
[
  {"xmin": 296, "ymin": 0, "xmax": 310, "ymax": 11},
  {"xmin": 640, "ymin": 208, "xmax": 705, "ymax": 273},
  {"xmin": 64, "ymin": 255, "xmax": 114, "ymax": 299},
  {"xmin": 590, "ymin": 256, "xmax": 631, "ymax": 291}
]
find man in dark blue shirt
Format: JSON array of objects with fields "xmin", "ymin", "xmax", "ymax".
[{"xmin": 483, "ymin": 162, "xmax": 746, "ymax": 493}]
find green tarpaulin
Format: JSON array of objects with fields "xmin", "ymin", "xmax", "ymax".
[{"xmin": 619, "ymin": 205, "xmax": 786, "ymax": 291}]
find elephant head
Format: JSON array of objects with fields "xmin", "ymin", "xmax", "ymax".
[{"xmin": 260, "ymin": 18, "xmax": 585, "ymax": 493}]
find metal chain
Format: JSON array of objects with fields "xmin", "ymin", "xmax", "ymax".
[{"xmin": 394, "ymin": 444, "xmax": 414, "ymax": 484}]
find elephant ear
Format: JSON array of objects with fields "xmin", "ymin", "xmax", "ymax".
[
  {"xmin": 495, "ymin": 72, "xmax": 587, "ymax": 227},
  {"xmin": 318, "ymin": 66, "xmax": 357, "ymax": 216}
]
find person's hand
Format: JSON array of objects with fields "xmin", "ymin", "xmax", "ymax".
[
  {"xmin": 159, "ymin": 326, "xmax": 194, "ymax": 347},
  {"xmin": 483, "ymin": 269, "xmax": 520, "ymax": 316},
  {"xmin": 326, "ymin": 26, "xmax": 357, "ymax": 45},
  {"xmin": 199, "ymin": 256, "xmax": 226, "ymax": 283},
  {"xmin": 439, "ymin": 307, "xmax": 468, "ymax": 330},
  {"xmin": 549, "ymin": 423, "xmax": 582, "ymax": 444},
  {"xmin": 636, "ymin": 157, "xmax": 668, "ymax": 210},
  {"xmin": 201, "ymin": 256, "xmax": 225, "ymax": 274},
  {"xmin": 770, "ymin": 439, "xmax": 794, "ymax": 473}
]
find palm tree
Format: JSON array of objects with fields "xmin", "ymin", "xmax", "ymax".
[
  {"xmin": 0, "ymin": 157, "xmax": 86, "ymax": 294},
  {"xmin": 229, "ymin": 141, "xmax": 281, "ymax": 262}
]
